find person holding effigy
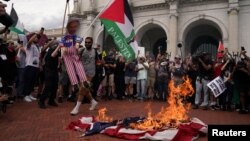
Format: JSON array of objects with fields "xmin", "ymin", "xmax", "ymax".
[{"xmin": 59, "ymin": 18, "xmax": 98, "ymax": 115}]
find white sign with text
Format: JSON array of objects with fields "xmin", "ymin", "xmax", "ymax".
[{"xmin": 207, "ymin": 76, "xmax": 226, "ymax": 97}]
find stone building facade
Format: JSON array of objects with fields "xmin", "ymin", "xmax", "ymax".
[{"xmin": 69, "ymin": 0, "xmax": 250, "ymax": 59}]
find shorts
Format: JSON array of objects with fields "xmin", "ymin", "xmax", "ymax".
[
  {"xmin": 125, "ymin": 76, "xmax": 136, "ymax": 84},
  {"xmin": 102, "ymin": 74, "xmax": 114, "ymax": 86},
  {"xmin": 147, "ymin": 77, "xmax": 155, "ymax": 87},
  {"xmin": 85, "ymin": 68, "xmax": 96, "ymax": 78}
]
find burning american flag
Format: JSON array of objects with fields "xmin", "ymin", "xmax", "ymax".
[{"xmin": 67, "ymin": 77, "xmax": 208, "ymax": 140}]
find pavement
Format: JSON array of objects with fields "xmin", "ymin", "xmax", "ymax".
[{"xmin": 0, "ymin": 99, "xmax": 249, "ymax": 141}]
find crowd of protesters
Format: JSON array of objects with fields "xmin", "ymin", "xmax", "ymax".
[{"xmin": 0, "ymin": 11, "xmax": 250, "ymax": 115}]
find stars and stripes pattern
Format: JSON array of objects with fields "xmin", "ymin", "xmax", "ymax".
[{"xmin": 67, "ymin": 116, "xmax": 207, "ymax": 141}]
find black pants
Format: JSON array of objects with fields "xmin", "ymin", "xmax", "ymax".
[
  {"xmin": 91, "ymin": 74, "xmax": 104, "ymax": 99},
  {"xmin": 22, "ymin": 66, "xmax": 39, "ymax": 96},
  {"xmin": 219, "ymin": 82, "xmax": 233, "ymax": 107},
  {"xmin": 40, "ymin": 69, "xmax": 58, "ymax": 103},
  {"xmin": 115, "ymin": 74, "xmax": 125, "ymax": 99}
]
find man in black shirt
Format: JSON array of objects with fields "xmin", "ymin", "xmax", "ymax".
[
  {"xmin": 233, "ymin": 59, "xmax": 250, "ymax": 114},
  {"xmin": 38, "ymin": 40, "xmax": 60, "ymax": 109},
  {"xmin": 102, "ymin": 51, "xmax": 116, "ymax": 99}
]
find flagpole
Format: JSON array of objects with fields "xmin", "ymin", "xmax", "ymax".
[
  {"xmin": 62, "ymin": 0, "xmax": 69, "ymax": 35},
  {"xmin": 83, "ymin": 0, "xmax": 113, "ymax": 36},
  {"xmin": 102, "ymin": 25, "xmax": 106, "ymax": 50}
]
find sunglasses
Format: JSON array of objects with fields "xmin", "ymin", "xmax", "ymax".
[{"xmin": 85, "ymin": 42, "xmax": 92, "ymax": 44}]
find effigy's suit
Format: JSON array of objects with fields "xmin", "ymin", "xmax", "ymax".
[{"xmin": 60, "ymin": 35, "xmax": 90, "ymax": 92}]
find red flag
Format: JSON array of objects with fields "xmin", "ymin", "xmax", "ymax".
[
  {"xmin": 217, "ymin": 41, "xmax": 224, "ymax": 52},
  {"xmin": 217, "ymin": 41, "xmax": 224, "ymax": 58}
]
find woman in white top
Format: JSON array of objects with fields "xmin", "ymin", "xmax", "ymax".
[
  {"xmin": 136, "ymin": 56, "xmax": 149, "ymax": 100},
  {"xmin": 22, "ymin": 33, "xmax": 40, "ymax": 102}
]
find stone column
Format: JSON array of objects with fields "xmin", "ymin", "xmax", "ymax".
[
  {"xmin": 168, "ymin": 1, "xmax": 178, "ymax": 60},
  {"xmin": 73, "ymin": 0, "xmax": 79, "ymax": 13},
  {"xmin": 84, "ymin": 0, "xmax": 96, "ymax": 37},
  {"xmin": 85, "ymin": 15, "xmax": 95, "ymax": 37},
  {"xmin": 228, "ymin": 0, "xmax": 239, "ymax": 53}
]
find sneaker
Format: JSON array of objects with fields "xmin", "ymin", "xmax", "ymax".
[
  {"xmin": 210, "ymin": 105, "xmax": 216, "ymax": 111},
  {"xmin": 29, "ymin": 95, "xmax": 37, "ymax": 101},
  {"xmin": 5, "ymin": 100, "xmax": 14, "ymax": 104},
  {"xmin": 200, "ymin": 102, "xmax": 208, "ymax": 107},
  {"xmin": 89, "ymin": 100, "xmax": 98, "ymax": 111},
  {"xmin": 70, "ymin": 108, "xmax": 79, "ymax": 116},
  {"xmin": 214, "ymin": 105, "xmax": 220, "ymax": 110},
  {"xmin": 24, "ymin": 96, "xmax": 32, "ymax": 102},
  {"xmin": 209, "ymin": 102, "xmax": 216, "ymax": 106}
]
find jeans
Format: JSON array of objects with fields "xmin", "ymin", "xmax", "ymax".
[
  {"xmin": 195, "ymin": 77, "xmax": 210, "ymax": 105},
  {"xmin": 137, "ymin": 79, "xmax": 146, "ymax": 99},
  {"xmin": 158, "ymin": 81, "xmax": 167, "ymax": 100}
]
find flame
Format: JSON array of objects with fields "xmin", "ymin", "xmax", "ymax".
[
  {"xmin": 130, "ymin": 77, "xmax": 194, "ymax": 130},
  {"xmin": 96, "ymin": 108, "xmax": 113, "ymax": 122}
]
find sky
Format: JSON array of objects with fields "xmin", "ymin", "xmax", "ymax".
[{"xmin": 2, "ymin": 0, "xmax": 74, "ymax": 32}]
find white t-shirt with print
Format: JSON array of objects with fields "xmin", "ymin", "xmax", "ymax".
[
  {"xmin": 137, "ymin": 62, "xmax": 149, "ymax": 80},
  {"xmin": 25, "ymin": 44, "xmax": 40, "ymax": 68}
]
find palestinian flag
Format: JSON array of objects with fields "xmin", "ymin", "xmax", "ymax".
[
  {"xmin": 100, "ymin": 0, "xmax": 138, "ymax": 61},
  {"xmin": 9, "ymin": 5, "xmax": 25, "ymax": 35}
]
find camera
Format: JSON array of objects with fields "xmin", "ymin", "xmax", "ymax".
[
  {"xmin": 17, "ymin": 40, "xmax": 23, "ymax": 44},
  {"xmin": 241, "ymin": 46, "xmax": 245, "ymax": 51},
  {"xmin": 0, "ymin": 1, "xmax": 13, "ymax": 28}
]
